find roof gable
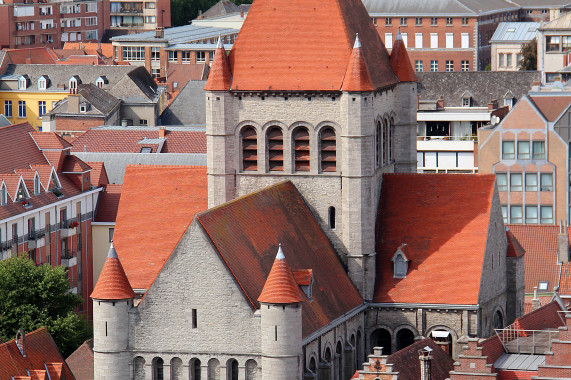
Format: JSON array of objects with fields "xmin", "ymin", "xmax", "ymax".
[
  {"xmin": 228, "ymin": 0, "xmax": 397, "ymax": 91},
  {"xmin": 501, "ymin": 98, "xmax": 545, "ymax": 130},
  {"xmin": 529, "ymin": 96, "xmax": 571, "ymax": 122},
  {"xmin": 196, "ymin": 181, "xmax": 362, "ymax": 337},
  {"xmin": 375, "ymin": 174, "xmax": 495, "ymax": 305}
]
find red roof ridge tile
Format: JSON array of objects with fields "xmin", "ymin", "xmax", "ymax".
[
  {"xmin": 389, "ymin": 29, "xmax": 418, "ymax": 83},
  {"xmin": 91, "ymin": 243, "xmax": 135, "ymax": 300},
  {"xmin": 258, "ymin": 244, "xmax": 304, "ymax": 304},
  {"xmin": 204, "ymin": 37, "xmax": 232, "ymax": 91}
]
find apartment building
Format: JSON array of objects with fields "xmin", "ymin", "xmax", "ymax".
[
  {"xmin": 538, "ymin": 12, "xmax": 571, "ymax": 84},
  {"xmin": 490, "ymin": 22, "xmax": 540, "ymax": 71},
  {"xmin": 0, "ymin": 0, "xmax": 105, "ymax": 49},
  {"xmin": 107, "ymin": 0, "xmax": 170, "ymax": 36}
]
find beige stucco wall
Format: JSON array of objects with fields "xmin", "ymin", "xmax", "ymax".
[{"xmin": 92, "ymin": 223, "xmax": 113, "ymax": 288}]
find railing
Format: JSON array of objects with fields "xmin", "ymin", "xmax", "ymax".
[
  {"xmin": 28, "ymin": 229, "xmax": 46, "ymax": 240},
  {"xmin": 417, "ymin": 167, "xmax": 478, "ymax": 174},
  {"xmin": 417, "ymin": 135, "xmax": 477, "ymax": 141},
  {"xmin": 0, "ymin": 242, "xmax": 12, "ymax": 251},
  {"xmin": 61, "ymin": 249, "xmax": 76, "ymax": 260},
  {"xmin": 495, "ymin": 328, "xmax": 559, "ymax": 354}
]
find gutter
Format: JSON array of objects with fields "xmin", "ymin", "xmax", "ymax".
[{"xmin": 368, "ymin": 302, "xmax": 479, "ymax": 310}]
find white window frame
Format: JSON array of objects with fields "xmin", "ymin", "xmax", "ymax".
[
  {"xmin": 18, "ymin": 76, "xmax": 27, "ymax": 90},
  {"xmin": 461, "ymin": 33, "xmax": 469, "ymax": 49},
  {"xmin": 430, "ymin": 33, "xmax": 438, "ymax": 48},
  {"xmin": 446, "ymin": 33, "xmax": 453, "ymax": 48},
  {"xmin": 415, "ymin": 33, "xmax": 423, "ymax": 48},
  {"xmin": 385, "ymin": 33, "xmax": 393, "ymax": 49},
  {"xmin": 38, "ymin": 77, "xmax": 47, "ymax": 90}
]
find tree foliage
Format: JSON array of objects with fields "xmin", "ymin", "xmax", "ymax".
[
  {"xmin": 0, "ymin": 255, "xmax": 91, "ymax": 357},
  {"xmin": 519, "ymin": 38, "xmax": 537, "ymax": 71},
  {"xmin": 170, "ymin": 0, "xmax": 253, "ymax": 27}
]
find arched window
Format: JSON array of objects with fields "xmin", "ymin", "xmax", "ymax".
[
  {"xmin": 390, "ymin": 118, "xmax": 395, "ymax": 162},
  {"xmin": 69, "ymin": 77, "xmax": 78, "ymax": 93},
  {"xmin": 152, "ymin": 357, "xmax": 164, "ymax": 380},
  {"xmin": 96, "ymin": 76, "xmax": 107, "ymax": 88},
  {"xmin": 267, "ymin": 127, "xmax": 284, "ymax": 171},
  {"xmin": 245, "ymin": 359, "xmax": 258, "ymax": 380},
  {"xmin": 226, "ymin": 359, "xmax": 238, "ymax": 380},
  {"xmin": 328, "ymin": 206, "xmax": 336, "ymax": 229},
  {"xmin": 190, "ymin": 358, "xmax": 201, "ymax": 380},
  {"xmin": 350, "ymin": 334, "xmax": 356, "ymax": 374},
  {"xmin": 396, "ymin": 328, "xmax": 415, "ymax": 351},
  {"xmin": 320, "ymin": 127, "xmax": 336, "ymax": 172},
  {"xmin": 376, "ymin": 121, "xmax": 382, "ymax": 168},
  {"xmin": 133, "ymin": 357, "xmax": 146, "ymax": 380},
  {"xmin": 383, "ymin": 120, "xmax": 389, "ymax": 165},
  {"xmin": 493, "ymin": 310, "xmax": 504, "ymax": 330},
  {"xmin": 293, "ymin": 127, "xmax": 310, "ymax": 171},
  {"xmin": 207, "ymin": 358, "xmax": 220, "ymax": 380},
  {"xmin": 241, "ymin": 127, "xmax": 258, "ymax": 171},
  {"xmin": 356, "ymin": 330, "xmax": 363, "ymax": 369},
  {"xmin": 336, "ymin": 341, "xmax": 343, "ymax": 380},
  {"xmin": 308, "ymin": 356, "xmax": 317, "ymax": 374},
  {"xmin": 370, "ymin": 328, "xmax": 392, "ymax": 355},
  {"xmin": 171, "ymin": 357, "xmax": 183, "ymax": 380}
]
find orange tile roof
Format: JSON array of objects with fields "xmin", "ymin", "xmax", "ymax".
[
  {"xmin": 91, "ymin": 244, "xmax": 135, "ymax": 300},
  {"xmin": 66, "ymin": 339, "xmax": 93, "ymax": 380},
  {"xmin": 61, "ymin": 155, "xmax": 91, "ymax": 173},
  {"xmin": 529, "ymin": 96, "xmax": 571, "ymax": 122},
  {"xmin": 341, "ymin": 35, "xmax": 374, "ymax": 92},
  {"xmin": 374, "ymin": 174, "xmax": 496, "ymax": 305},
  {"xmin": 197, "ymin": 181, "xmax": 362, "ymax": 337},
  {"xmin": 507, "ymin": 225, "xmax": 560, "ymax": 293},
  {"xmin": 516, "ymin": 300, "xmax": 565, "ymax": 330},
  {"xmin": 85, "ymin": 162, "xmax": 109, "ymax": 187},
  {"xmin": 523, "ymin": 295, "xmax": 554, "ymax": 314},
  {"xmin": 387, "ymin": 338, "xmax": 454, "ymax": 379},
  {"xmin": 0, "ymin": 328, "xmax": 74, "ymax": 379},
  {"xmin": 204, "ymin": 43, "xmax": 232, "ymax": 91},
  {"xmin": 506, "ymin": 229, "xmax": 525, "ymax": 258},
  {"xmin": 94, "ymin": 184, "xmax": 122, "ymax": 223},
  {"xmin": 227, "ymin": 0, "xmax": 397, "ymax": 91},
  {"xmin": 4, "ymin": 48, "xmax": 57, "ymax": 64},
  {"xmin": 30, "ymin": 131, "xmax": 72, "ymax": 150},
  {"xmin": 258, "ymin": 245, "xmax": 304, "ymax": 304},
  {"xmin": 559, "ymin": 263, "xmax": 571, "ymax": 296},
  {"xmin": 389, "ymin": 31, "xmax": 417, "ymax": 83},
  {"xmin": 113, "ymin": 166, "xmax": 208, "ymax": 290},
  {"xmin": 0, "ymin": 123, "xmax": 50, "ymax": 173}
]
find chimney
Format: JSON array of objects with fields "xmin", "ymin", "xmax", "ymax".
[
  {"xmin": 67, "ymin": 94, "xmax": 79, "ymax": 113},
  {"xmin": 155, "ymin": 27, "xmax": 164, "ymax": 39},
  {"xmin": 26, "ymin": 48, "xmax": 31, "ymax": 64},
  {"xmin": 240, "ymin": 10, "xmax": 244, "ymax": 18},
  {"xmin": 488, "ymin": 99, "xmax": 498, "ymax": 110},
  {"xmin": 418, "ymin": 346, "xmax": 433, "ymax": 380},
  {"xmin": 532, "ymin": 286, "xmax": 541, "ymax": 311},
  {"xmin": 557, "ymin": 220, "xmax": 569, "ymax": 263},
  {"xmin": 158, "ymin": 127, "xmax": 166, "ymax": 138},
  {"xmin": 436, "ymin": 99, "xmax": 444, "ymax": 110}
]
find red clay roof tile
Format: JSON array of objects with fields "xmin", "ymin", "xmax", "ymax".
[
  {"xmin": 94, "ymin": 184, "xmax": 121, "ymax": 223},
  {"xmin": 341, "ymin": 35, "xmax": 374, "ymax": 92},
  {"xmin": 85, "ymin": 162, "xmax": 109, "ymax": 187},
  {"xmin": 506, "ymin": 229, "xmax": 525, "ymax": 258},
  {"xmin": 375, "ymin": 174, "xmax": 495, "ymax": 305},
  {"xmin": 91, "ymin": 244, "xmax": 135, "ymax": 300},
  {"xmin": 66, "ymin": 339, "xmax": 93, "ymax": 380},
  {"xmin": 389, "ymin": 31, "xmax": 418, "ymax": 83},
  {"xmin": 227, "ymin": 0, "xmax": 397, "ymax": 91},
  {"xmin": 387, "ymin": 338, "xmax": 454, "ymax": 380},
  {"xmin": 204, "ymin": 43, "xmax": 232, "ymax": 91},
  {"xmin": 30, "ymin": 132, "xmax": 72, "ymax": 150},
  {"xmin": 0, "ymin": 123, "xmax": 50, "ymax": 173},
  {"xmin": 258, "ymin": 246, "xmax": 304, "ymax": 304},
  {"xmin": 529, "ymin": 96, "xmax": 571, "ymax": 122}
]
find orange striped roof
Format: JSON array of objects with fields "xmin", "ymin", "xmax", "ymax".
[
  {"xmin": 204, "ymin": 41, "xmax": 232, "ymax": 91},
  {"xmin": 389, "ymin": 31, "xmax": 417, "ymax": 83},
  {"xmin": 91, "ymin": 244, "xmax": 135, "ymax": 300},
  {"xmin": 258, "ymin": 245, "xmax": 304, "ymax": 304}
]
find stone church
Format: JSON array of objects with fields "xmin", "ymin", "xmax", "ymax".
[{"xmin": 91, "ymin": 0, "xmax": 523, "ymax": 379}]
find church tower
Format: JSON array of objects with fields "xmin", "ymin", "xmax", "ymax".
[
  {"xmin": 258, "ymin": 245, "xmax": 303, "ymax": 380},
  {"xmin": 204, "ymin": 0, "xmax": 417, "ymax": 300},
  {"xmin": 91, "ymin": 243, "xmax": 135, "ymax": 380}
]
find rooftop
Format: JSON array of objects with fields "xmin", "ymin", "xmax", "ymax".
[
  {"xmin": 490, "ymin": 22, "xmax": 540, "ymax": 43},
  {"xmin": 110, "ymin": 24, "xmax": 239, "ymax": 44},
  {"xmin": 363, "ymin": 0, "xmax": 519, "ymax": 16}
]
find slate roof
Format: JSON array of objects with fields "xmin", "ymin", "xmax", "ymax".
[
  {"xmin": 161, "ymin": 81, "xmax": 207, "ymax": 125},
  {"xmin": 200, "ymin": 0, "xmax": 240, "ymax": 18},
  {"xmin": 109, "ymin": 66, "xmax": 161, "ymax": 103},
  {"xmin": 0, "ymin": 327, "xmax": 74, "ymax": 379},
  {"xmin": 387, "ymin": 338, "xmax": 455, "ymax": 380},
  {"xmin": 70, "ymin": 126, "xmax": 206, "ymax": 153},
  {"xmin": 113, "ymin": 166, "xmax": 208, "ymax": 290},
  {"xmin": 94, "ymin": 184, "xmax": 121, "ymax": 223},
  {"xmin": 196, "ymin": 181, "xmax": 363, "ymax": 337},
  {"xmin": 374, "ymin": 174, "xmax": 496, "ymax": 305},
  {"xmin": 490, "ymin": 22, "xmax": 540, "ymax": 43},
  {"xmin": 507, "ymin": 225, "xmax": 561, "ymax": 294},
  {"xmin": 49, "ymin": 84, "xmax": 120, "ymax": 117},
  {"xmin": 528, "ymin": 95, "xmax": 571, "ymax": 122},
  {"xmin": 417, "ymin": 71, "xmax": 540, "ymax": 107},
  {"xmin": 66, "ymin": 339, "xmax": 93, "ymax": 380},
  {"xmin": 363, "ymin": 0, "xmax": 519, "ymax": 16},
  {"xmin": 0, "ymin": 64, "xmax": 134, "ymax": 91},
  {"xmin": 227, "ymin": 0, "xmax": 398, "ymax": 91}
]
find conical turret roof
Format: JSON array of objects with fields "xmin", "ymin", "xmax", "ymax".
[
  {"xmin": 389, "ymin": 29, "xmax": 418, "ymax": 83},
  {"xmin": 258, "ymin": 245, "xmax": 304, "ymax": 304},
  {"xmin": 204, "ymin": 36, "xmax": 233, "ymax": 91},
  {"xmin": 342, "ymin": 34, "xmax": 374, "ymax": 92},
  {"xmin": 91, "ymin": 243, "xmax": 135, "ymax": 300}
]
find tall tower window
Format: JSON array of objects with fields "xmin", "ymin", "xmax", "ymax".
[
  {"xmin": 320, "ymin": 127, "xmax": 336, "ymax": 172},
  {"xmin": 389, "ymin": 118, "xmax": 394, "ymax": 162},
  {"xmin": 267, "ymin": 127, "xmax": 284, "ymax": 171},
  {"xmin": 376, "ymin": 121, "xmax": 382, "ymax": 168},
  {"xmin": 329, "ymin": 206, "xmax": 336, "ymax": 229},
  {"xmin": 293, "ymin": 127, "xmax": 310, "ymax": 171},
  {"xmin": 383, "ymin": 120, "xmax": 389, "ymax": 165},
  {"xmin": 241, "ymin": 126, "xmax": 258, "ymax": 171}
]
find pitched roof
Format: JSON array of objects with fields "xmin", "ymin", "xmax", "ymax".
[
  {"xmin": 66, "ymin": 339, "xmax": 93, "ymax": 380},
  {"xmin": 29, "ymin": 131, "xmax": 72, "ymax": 150},
  {"xmin": 506, "ymin": 229, "xmax": 525, "ymax": 258},
  {"xmin": 94, "ymin": 184, "xmax": 121, "ymax": 223},
  {"xmin": 374, "ymin": 174, "xmax": 496, "ymax": 305},
  {"xmin": 85, "ymin": 162, "xmax": 109, "ymax": 187},
  {"xmin": 227, "ymin": 0, "xmax": 397, "ymax": 91},
  {"xmin": 161, "ymin": 81, "xmax": 207, "ymax": 126},
  {"xmin": 61, "ymin": 155, "xmax": 91, "ymax": 173},
  {"xmin": 167, "ymin": 64, "xmax": 209, "ymax": 88},
  {"xmin": 0, "ymin": 123, "xmax": 50, "ymax": 173},
  {"xmin": 363, "ymin": 0, "xmax": 519, "ymax": 16},
  {"xmin": 539, "ymin": 11, "xmax": 571, "ymax": 30},
  {"xmin": 516, "ymin": 300, "xmax": 565, "ymax": 331},
  {"xmin": 199, "ymin": 0, "xmax": 241, "ymax": 19},
  {"xmin": 113, "ymin": 166, "xmax": 208, "ymax": 290},
  {"xmin": 0, "ymin": 328, "xmax": 74, "ymax": 379},
  {"xmin": 490, "ymin": 22, "xmax": 540, "ymax": 43},
  {"xmin": 204, "ymin": 40, "xmax": 232, "ymax": 91},
  {"xmin": 341, "ymin": 35, "xmax": 374, "ymax": 92},
  {"xmin": 50, "ymin": 84, "xmax": 120, "ymax": 117},
  {"xmin": 196, "ymin": 181, "xmax": 363, "ymax": 337},
  {"xmin": 91, "ymin": 244, "xmax": 135, "ymax": 300},
  {"xmin": 387, "ymin": 338, "xmax": 455, "ymax": 380},
  {"xmin": 258, "ymin": 245, "xmax": 304, "ymax": 304},
  {"xmin": 389, "ymin": 31, "xmax": 418, "ymax": 83},
  {"xmin": 3, "ymin": 48, "xmax": 57, "ymax": 64},
  {"xmin": 507, "ymin": 225, "xmax": 560, "ymax": 294},
  {"xmin": 109, "ymin": 66, "xmax": 161, "ymax": 103},
  {"xmin": 528, "ymin": 95, "xmax": 571, "ymax": 122}
]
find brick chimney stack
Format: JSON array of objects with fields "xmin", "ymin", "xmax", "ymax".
[
  {"xmin": 557, "ymin": 220, "xmax": 569, "ymax": 263},
  {"xmin": 419, "ymin": 346, "xmax": 433, "ymax": 380}
]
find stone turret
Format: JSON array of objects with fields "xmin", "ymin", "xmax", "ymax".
[
  {"xmin": 91, "ymin": 243, "xmax": 135, "ymax": 380},
  {"xmin": 258, "ymin": 244, "xmax": 303, "ymax": 380}
]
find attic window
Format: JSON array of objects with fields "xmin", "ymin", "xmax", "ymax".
[
  {"xmin": 18, "ymin": 76, "xmax": 27, "ymax": 90},
  {"xmin": 79, "ymin": 104, "xmax": 87, "ymax": 113},
  {"xmin": 462, "ymin": 97, "xmax": 471, "ymax": 107},
  {"xmin": 69, "ymin": 77, "xmax": 78, "ymax": 93},
  {"xmin": 96, "ymin": 76, "xmax": 107, "ymax": 88},
  {"xmin": 392, "ymin": 245, "xmax": 409, "ymax": 278},
  {"xmin": 538, "ymin": 281, "xmax": 548, "ymax": 291},
  {"xmin": 38, "ymin": 76, "xmax": 47, "ymax": 90},
  {"xmin": 48, "ymin": 172, "xmax": 61, "ymax": 190},
  {"xmin": 15, "ymin": 182, "xmax": 27, "ymax": 202},
  {"xmin": 140, "ymin": 147, "xmax": 152, "ymax": 153}
]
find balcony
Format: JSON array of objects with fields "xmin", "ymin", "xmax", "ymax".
[
  {"xmin": 0, "ymin": 242, "xmax": 12, "ymax": 260},
  {"xmin": 61, "ymin": 250, "xmax": 77, "ymax": 267},
  {"xmin": 28, "ymin": 230, "xmax": 46, "ymax": 249},
  {"xmin": 496, "ymin": 327, "xmax": 560, "ymax": 354},
  {"xmin": 60, "ymin": 221, "xmax": 78, "ymax": 238}
]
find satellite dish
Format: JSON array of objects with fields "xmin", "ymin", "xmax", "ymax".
[{"xmin": 491, "ymin": 115, "xmax": 500, "ymax": 125}]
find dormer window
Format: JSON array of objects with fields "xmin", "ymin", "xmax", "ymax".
[
  {"xmin": 96, "ymin": 76, "xmax": 107, "ymax": 88},
  {"xmin": 18, "ymin": 76, "xmax": 28, "ymax": 90},
  {"xmin": 48, "ymin": 171, "xmax": 61, "ymax": 191},
  {"xmin": 0, "ymin": 184, "xmax": 7, "ymax": 205},
  {"xmin": 461, "ymin": 91, "xmax": 473, "ymax": 107},
  {"xmin": 34, "ymin": 174, "xmax": 41, "ymax": 195},
  {"xmin": 392, "ymin": 244, "xmax": 410, "ymax": 278},
  {"xmin": 15, "ymin": 182, "xmax": 28, "ymax": 202},
  {"xmin": 79, "ymin": 103, "xmax": 87, "ymax": 113},
  {"xmin": 69, "ymin": 77, "xmax": 79, "ymax": 93},
  {"xmin": 38, "ymin": 76, "xmax": 49, "ymax": 90},
  {"xmin": 503, "ymin": 90, "xmax": 515, "ymax": 109}
]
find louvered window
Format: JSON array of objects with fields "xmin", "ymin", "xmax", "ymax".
[
  {"xmin": 267, "ymin": 127, "xmax": 284, "ymax": 171},
  {"xmin": 320, "ymin": 127, "xmax": 336, "ymax": 172},
  {"xmin": 241, "ymin": 126, "xmax": 257, "ymax": 171},
  {"xmin": 293, "ymin": 127, "xmax": 310, "ymax": 172}
]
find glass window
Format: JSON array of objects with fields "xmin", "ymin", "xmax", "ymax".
[
  {"xmin": 517, "ymin": 141, "xmax": 530, "ymax": 159},
  {"xmin": 38, "ymin": 101, "xmax": 46, "ymax": 117},
  {"xmin": 385, "ymin": 17, "xmax": 392, "ymax": 26},
  {"xmin": 461, "ymin": 60, "xmax": 469, "ymax": 71},
  {"xmin": 122, "ymin": 46, "xmax": 145, "ymax": 61},
  {"xmin": 415, "ymin": 60, "xmax": 423, "ymax": 72},
  {"xmin": 506, "ymin": 53, "xmax": 512, "ymax": 67},
  {"xmin": 430, "ymin": 17, "xmax": 437, "ymax": 25},
  {"xmin": 496, "ymin": 173, "xmax": 507, "ymax": 191},
  {"xmin": 533, "ymin": 141, "xmax": 545, "ymax": 159},
  {"xmin": 445, "ymin": 60, "xmax": 453, "ymax": 71},
  {"xmin": 415, "ymin": 17, "xmax": 422, "ymax": 26},
  {"xmin": 540, "ymin": 173, "xmax": 553, "ymax": 191},
  {"xmin": 196, "ymin": 51, "xmax": 206, "ymax": 63},
  {"xmin": 145, "ymin": 1, "xmax": 155, "ymax": 8},
  {"xmin": 540, "ymin": 206, "xmax": 553, "ymax": 224},
  {"xmin": 462, "ymin": 17, "xmax": 468, "ymax": 25},
  {"xmin": 446, "ymin": 17, "xmax": 453, "ymax": 25},
  {"xmin": 563, "ymin": 36, "xmax": 571, "ymax": 52},
  {"xmin": 151, "ymin": 47, "xmax": 160, "ymax": 61},
  {"xmin": 525, "ymin": 173, "xmax": 537, "ymax": 191},
  {"xmin": 502, "ymin": 141, "xmax": 515, "ymax": 159},
  {"xmin": 168, "ymin": 51, "xmax": 177, "ymax": 62},
  {"xmin": 510, "ymin": 173, "xmax": 522, "ymax": 191},
  {"xmin": 501, "ymin": 205, "xmax": 508, "ymax": 224},
  {"xmin": 372, "ymin": 17, "xmax": 377, "ymax": 26},
  {"xmin": 145, "ymin": 15, "xmax": 156, "ymax": 23},
  {"xmin": 109, "ymin": 227, "xmax": 114, "ymax": 242},
  {"xmin": 430, "ymin": 60, "xmax": 438, "ymax": 72},
  {"xmin": 18, "ymin": 101, "xmax": 26, "ymax": 118},
  {"xmin": 547, "ymin": 36, "xmax": 561, "ymax": 52},
  {"xmin": 4, "ymin": 100, "xmax": 12, "ymax": 118},
  {"xmin": 499, "ymin": 53, "xmax": 504, "ymax": 67},
  {"xmin": 525, "ymin": 206, "xmax": 538, "ymax": 224},
  {"xmin": 510, "ymin": 205, "xmax": 523, "ymax": 224},
  {"xmin": 400, "ymin": 17, "xmax": 407, "ymax": 26}
]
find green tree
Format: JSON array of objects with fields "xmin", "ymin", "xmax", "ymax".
[
  {"xmin": 0, "ymin": 255, "xmax": 91, "ymax": 357},
  {"xmin": 170, "ymin": 0, "xmax": 253, "ymax": 27},
  {"xmin": 519, "ymin": 38, "xmax": 537, "ymax": 71}
]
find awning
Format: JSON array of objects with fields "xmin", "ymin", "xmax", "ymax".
[{"xmin": 431, "ymin": 331, "xmax": 450, "ymax": 338}]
